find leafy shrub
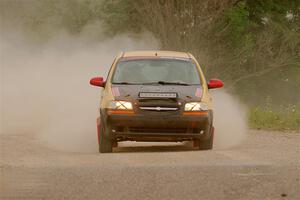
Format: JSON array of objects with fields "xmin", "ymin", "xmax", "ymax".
[{"xmin": 249, "ymin": 97, "xmax": 300, "ymax": 130}]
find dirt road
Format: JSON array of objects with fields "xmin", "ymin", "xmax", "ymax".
[{"xmin": 1, "ymin": 130, "xmax": 299, "ymax": 200}]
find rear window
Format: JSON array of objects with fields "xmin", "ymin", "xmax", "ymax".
[{"xmin": 111, "ymin": 59, "xmax": 201, "ymax": 84}]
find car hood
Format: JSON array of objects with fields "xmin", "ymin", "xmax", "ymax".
[{"xmin": 111, "ymin": 84, "xmax": 203, "ymax": 102}]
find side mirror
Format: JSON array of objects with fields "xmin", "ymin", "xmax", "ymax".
[
  {"xmin": 90, "ymin": 77, "xmax": 105, "ymax": 87},
  {"xmin": 208, "ymin": 79, "xmax": 223, "ymax": 89}
]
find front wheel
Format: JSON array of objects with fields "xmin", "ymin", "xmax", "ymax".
[
  {"xmin": 99, "ymin": 123, "xmax": 113, "ymax": 153},
  {"xmin": 196, "ymin": 126, "xmax": 214, "ymax": 150}
]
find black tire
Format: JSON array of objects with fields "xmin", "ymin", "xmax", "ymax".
[
  {"xmin": 198, "ymin": 126, "xmax": 214, "ymax": 150},
  {"xmin": 99, "ymin": 122, "xmax": 113, "ymax": 153}
]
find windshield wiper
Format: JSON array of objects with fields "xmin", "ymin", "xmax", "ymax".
[
  {"xmin": 113, "ymin": 82, "xmax": 138, "ymax": 85},
  {"xmin": 142, "ymin": 81, "xmax": 190, "ymax": 86},
  {"xmin": 113, "ymin": 81, "xmax": 190, "ymax": 85},
  {"xmin": 158, "ymin": 81, "xmax": 190, "ymax": 85}
]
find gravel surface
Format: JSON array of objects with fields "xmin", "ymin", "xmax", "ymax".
[{"xmin": 1, "ymin": 130, "xmax": 299, "ymax": 200}]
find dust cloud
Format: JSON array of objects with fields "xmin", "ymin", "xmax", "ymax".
[
  {"xmin": 212, "ymin": 90, "xmax": 248, "ymax": 149},
  {"xmin": 1, "ymin": 27, "xmax": 247, "ymax": 153},
  {"xmin": 0, "ymin": 26, "xmax": 158, "ymax": 152}
]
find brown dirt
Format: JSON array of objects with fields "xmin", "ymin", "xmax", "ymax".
[{"xmin": 1, "ymin": 130, "xmax": 299, "ymax": 200}]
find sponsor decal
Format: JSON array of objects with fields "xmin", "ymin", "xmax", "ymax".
[
  {"xmin": 139, "ymin": 92, "xmax": 177, "ymax": 98},
  {"xmin": 111, "ymin": 87, "xmax": 120, "ymax": 97},
  {"xmin": 195, "ymin": 88, "xmax": 202, "ymax": 97},
  {"xmin": 159, "ymin": 56, "xmax": 190, "ymax": 61}
]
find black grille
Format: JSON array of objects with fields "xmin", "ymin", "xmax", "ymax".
[
  {"xmin": 137, "ymin": 99, "xmax": 181, "ymax": 111},
  {"xmin": 128, "ymin": 127, "xmax": 188, "ymax": 133}
]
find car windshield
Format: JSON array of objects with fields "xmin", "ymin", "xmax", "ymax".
[{"xmin": 111, "ymin": 59, "xmax": 201, "ymax": 85}]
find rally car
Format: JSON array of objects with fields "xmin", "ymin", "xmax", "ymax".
[{"xmin": 90, "ymin": 51, "xmax": 223, "ymax": 153}]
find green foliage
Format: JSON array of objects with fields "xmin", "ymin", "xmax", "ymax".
[
  {"xmin": 101, "ymin": 0, "xmax": 141, "ymax": 35},
  {"xmin": 246, "ymin": 0, "xmax": 300, "ymax": 23},
  {"xmin": 224, "ymin": 2, "xmax": 255, "ymax": 47},
  {"xmin": 2, "ymin": 0, "xmax": 299, "ymax": 130},
  {"xmin": 249, "ymin": 97, "xmax": 300, "ymax": 130}
]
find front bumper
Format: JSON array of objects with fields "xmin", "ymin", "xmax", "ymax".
[{"xmin": 101, "ymin": 109, "xmax": 213, "ymax": 142}]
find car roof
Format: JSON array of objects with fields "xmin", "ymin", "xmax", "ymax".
[{"xmin": 122, "ymin": 51, "xmax": 191, "ymax": 59}]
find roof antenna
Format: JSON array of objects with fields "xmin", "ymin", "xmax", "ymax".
[{"xmin": 155, "ymin": 52, "xmax": 158, "ymax": 56}]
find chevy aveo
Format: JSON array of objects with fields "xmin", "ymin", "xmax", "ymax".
[{"xmin": 90, "ymin": 51, "xmax": 223, "ymax": 153}]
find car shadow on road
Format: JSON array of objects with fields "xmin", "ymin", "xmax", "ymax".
[{"xmin": 114, "ymin": 142, "xmax": 197, "ymax": 153}]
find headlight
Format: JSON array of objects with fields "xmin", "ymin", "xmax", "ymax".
[
  {"xmin": 108, "ymin": 101, "xmax": 133, "ymax": 110},
  {"xmin": 184, "ymin": 102, "xmax": 208, "ymax": 111}
]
